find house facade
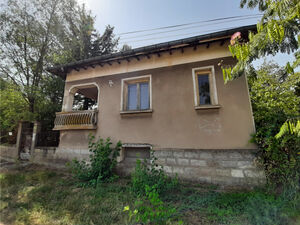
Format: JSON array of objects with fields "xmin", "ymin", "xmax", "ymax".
[{"xmin": 46, "ymin": 25, "xmax": 265, "ymax": 185}]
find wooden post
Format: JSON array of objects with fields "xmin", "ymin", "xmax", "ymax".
[
  {"xmin": 15, "ymin": 121, "xmax": 23, "ymax": 159},
  {"xmin": 30, "ymin": 121, "xmax": 41, "ymax": 156}
]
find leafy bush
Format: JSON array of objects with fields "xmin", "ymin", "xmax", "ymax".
[
  {"xmin": 124, "ymin": 185, "xmax": 181, "ymax": 225},
  {"xmin": 246, "ymin": 192, "xmax": 289, "ymax": 225},
  {"xmin": 130, "ymin": 150, "xmax": 178, "ymax": 196},
  {"xmin": 68, "ymin": 135, "xmax": 122, "ymax": 186},
  {"xmin": 177, "ymin": 187, "xmax": 300, "ymax": 225},
  {"xmin": 247, "ymin": 63, "xmax": 300, "ymax": 188}
]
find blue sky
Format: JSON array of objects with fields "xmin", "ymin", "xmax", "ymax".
[{"xmin": 80, "ymin": 0, "xmax": 294, "ymax": 68}]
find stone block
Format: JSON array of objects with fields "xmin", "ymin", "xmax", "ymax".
[
  {"xmin": 177, "ymin": 158, "xmax": 189, "ymax": 166},
  {"xmin": 244, "ymin": 170, "xmax": 265, "ymax": 178},
  {"xmin": 228, "ymin": 152, "xmax": 243, "ymax": 159},
  {"xmin": 190, "ymin": 159, "xmax": 207, "ymax": 167},
  {"xmin": 243, "ymin": 152, "xmax": 255, "ymax": 159},
  {"xmin": 173, "ymin": 151, "xmax": 184, "ymax": 158},
  {"xmin": 199, "ymin": 152, "xmax": 213, "ymax": 159},
  {"xmin": 237, "ymin": 161, "xmax": 255, "ymax": 169},
  {"xmin": 185, "ymin": 167, "xmax": 215, "ymax": 177},
  {"xmin": 163, "ymin": 166, "xmax": 173, "ymax": 173},
  {"xmin": 156, "ymin": 158, "xmax": 166, "ymax": 165},
  {"xmin": 216, "ymin": 169, "xmax": 231, "ymax": 177},
  {"xmin": 184, "ymin": 151, "xmax": 199, "ymax": 158},
  {"xmin": 215, "ymin": 152, "xmax": 229, "ymax": 160},
  {"xmin": 173, "ymin": 167, "xmax": 185, "ymax": 175},
  {"xmin": 166, "ymin": 158, "xmax": 176, "ymax": 165},
  {"xmin": 154, "ymin": 150, "xmax": 172, "ymax": 158},
  {"xmin": 219, "ymin": 160, "xmax": 237, "ymax": 168},
  {"xmin": 206, "ymin": 159, "xmax": 218, "ymax": 167},
  {"xmin": 231, "ymin": 169, "xmax": 244, "ymax": 178}
]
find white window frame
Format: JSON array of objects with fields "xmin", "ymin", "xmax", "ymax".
[
  {"xmin": 192, "ymin": 66, "xmax": 218, "ymax": 107},
  {"xmin": 120, "ymin": 75, "xmax": 152, "ymax": 112}
]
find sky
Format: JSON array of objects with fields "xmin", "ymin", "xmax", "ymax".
[{"xmin": 79, "ymin": 0, "xmax": 294, "ymax": 68}]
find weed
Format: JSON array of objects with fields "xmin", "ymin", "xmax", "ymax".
[
  {"xmin": 124, "ymin": 185, "xmax": 182, "ymax": 225},
  {"xmin": 68, "ymin": 135, "xmax": 122, "ymax": 186},
  {"xmin": 130, "ymin": 150, "xmax": 178, "ymax": 196}
]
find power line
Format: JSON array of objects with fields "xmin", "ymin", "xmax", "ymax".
[
  {"xmin": 119, "ymin": 25, "xmax": 245, "ymax": 45},
  {"xmin": 119, "ymin": 16, "xmax": 260, "ymax": 41},
  {"xmin": 117, "ymin": 14, "xmax": 262, "ymax": 36}
]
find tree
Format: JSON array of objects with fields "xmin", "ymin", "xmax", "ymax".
[
  {"xmin": 222, "ymin": 0, "xmax": 300, "ymax": 82},
  {"xmin": 219, "ymin": 0, "xmax": 300, "ymax": 188},
  {"xmin": 120, "ymin": 44, "xmax": 132, "ymax": 52},
  {"xmin": 0, "ymin": 79, "xmax": 28, "ymax": 142},
  {"xmin": 54, "ymin": 4, "xmax": 119, "ymax": 64},
  {"xmin": 0, "ymin": 0, "xmax": 118, "ymax": 134},
  {"xmin": 247, "ymin": 61, "xmax": 300, "ymax": 187}
]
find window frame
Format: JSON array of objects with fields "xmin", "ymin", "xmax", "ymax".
[
  {"xmin": 192, "ymin": 66, "xmax": 219, "ymax": 108},
  {"xmin": 120, "ymin": 75, "xmax": 152, "ymax": 112},
  {"xmin": 65, "ymin": 82, "xmax": 100, "ymax": 112}
]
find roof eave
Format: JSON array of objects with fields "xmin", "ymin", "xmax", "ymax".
[{"xmin": 47, "ymin": 24, "xmax": 257, "ymax": 77}]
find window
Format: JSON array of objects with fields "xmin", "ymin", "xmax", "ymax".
[
  {"xmin": 121, "ymin": 75, "xmax": 152, "ymax": 112},
  {"xmin": 192, "ymin": 66, "xmax": 219, "ymax": 108},
  {"xmin": 198, "ymin": 73, "xmax": 211, "ymax": 105}
]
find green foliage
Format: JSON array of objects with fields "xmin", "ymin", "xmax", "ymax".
[
  {"xmin": 0, "ymin": 0, "xmax": 118, "ymax": 135},
  {"xmin": 0, "ymin": 80, "xmax": 29, "ymax": 142},
  {"xmin": 246, "ymin": 192, "xmax": 288, "ymax": 225},
  {"xmin": 248, "ymin": 62, "xmax": 300, "ymax": 187},
  {"xmin": 124, "ymin": 185, "xmax": 181, "ymax": 225},
  {"xmin": 68, "ymin": 135, "xmax": 122, "ymax": 186},
  {"xmin": 55, "ymin": 4, "xmax": 119, "ymax": 64},
  {"xmin": 276, "ymin": 118, "xmax": 300, "ymax": 138},
  {"xmin": 2, "ymin": 166, "xmax": 299, "ymax": 225},
  {"xmin": 222, "ymin": 0, "xmax": 300, "ymax": 82},
  {"xmin": 176, "ymin": 187, "xmax": 300, "ymax": 225},
  {"xmin": 130, "ymin": 150, "xmax": 178, "ymax": 196}
]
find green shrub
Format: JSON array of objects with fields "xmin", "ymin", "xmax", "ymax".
[
  {"xmin": 124, "ymin": 185, "xmax": 181, "ymax": 225},
  {"xmin": 68, "ymin": 135, "xmax": 122, "ymax": 186},
  {"xmin": 246, "ymin": 192, "xmax": 289, "ymax": 225},
  {"xmin": 251, "ymin": 112, "xmax": 300, "ymax": 188},
  {"xmin": 247, "ymin": 63, "xmax": 300, "ymax": 189},
  {"xmin": 130, "ymin": 150, "xmax": 178, "ymax": 196}
]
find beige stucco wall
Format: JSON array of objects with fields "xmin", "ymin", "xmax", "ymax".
[{"xmin": 58, "ymin": 51, "xmax": 256, "ymax": 151}]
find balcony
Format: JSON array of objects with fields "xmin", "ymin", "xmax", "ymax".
[{"xmin": 53, "ymin": 110, "xmax": 98, "ymax": 130}]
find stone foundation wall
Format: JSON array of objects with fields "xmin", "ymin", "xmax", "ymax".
[
  {"xmin": 31, "ymin": 148, "xmax": 90, "ymax": 168},
  {"xmin": 154, "ymin": 149, "xmax": 265, "ymax": 186},
  {"xmin": 1, "ymin": 146, "xmax": 265, "ymax": 186},
  {"xmin": 0, "ymin": 145, "xmax": 18, "ymax": 160}
]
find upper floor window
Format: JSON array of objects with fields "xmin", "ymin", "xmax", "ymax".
[
  {"xmin": 121, "ymin": 75, "xmax": 152, "ymax": 112},
  {"xmin": 192, "ymin": 66, "xmax": 219, "ymax": 108}
]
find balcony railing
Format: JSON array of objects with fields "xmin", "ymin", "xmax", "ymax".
[{"xmin": 53, "ymin": 110, "xmax": 98, "ymax": 130}]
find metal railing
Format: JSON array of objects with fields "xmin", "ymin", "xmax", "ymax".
[{"xmin": 53, "ymin": 110, "xmax": 98, "ymax": 130}]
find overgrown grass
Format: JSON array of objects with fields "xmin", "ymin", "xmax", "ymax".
[
  {"xmin": 1, "ymin": 165, "xmax": 299, "ymax": 225},
  {"xmin": 0, "ymin": 166, "xmax": 135, "ymax": 225}
]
